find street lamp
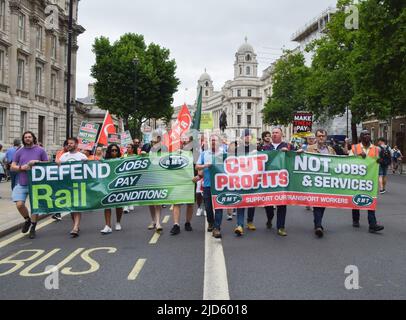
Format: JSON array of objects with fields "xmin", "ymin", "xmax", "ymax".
[
  {"xmin": 133, "ymin": 56, "xmax": 139, "ymax": 132},
  {"xmin": 66, "ymin": 0, "xmax": 74, "ymax": 139}
]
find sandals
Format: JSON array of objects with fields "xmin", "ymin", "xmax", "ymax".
[
  {"xmin": 148, "ymin": 223, "xmax": 156, "ymax": 230},
  {"xmin": 70, "ymin": 229, "xmax": 79, "ymax": 238},
  {"xmin": 156, "ymin": 225, "xmax": 163, "ymax": 232}
]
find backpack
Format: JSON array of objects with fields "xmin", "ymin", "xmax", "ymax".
[
  {"xmin": 393, "ymin": 150, "xmax": 401, "ymax": 160},
  {"xmin": 380, "ymin": 146, "xmax": 392, "ymax": 166}
]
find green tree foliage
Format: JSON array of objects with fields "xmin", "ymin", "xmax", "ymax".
[
  {"xmin": 91, "ymin": 33, "xmax": 179, "ymax": 136},
  {"xmin": 263, "ymin": 51, "xmax": 310, "ymax": 126}
]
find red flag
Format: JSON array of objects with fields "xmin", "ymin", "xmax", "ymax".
[
  {"xmin": 163, "ymin": 104, "xmax": 192, "ymax": 152},
  {"xmin": 97, "ymin": 111, "xmax": 116, "ymax": 146}
]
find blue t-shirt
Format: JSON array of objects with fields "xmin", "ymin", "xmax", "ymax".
[{"xmin": 197, "ymin": 150, "xmax": 225, "ymax": 188}]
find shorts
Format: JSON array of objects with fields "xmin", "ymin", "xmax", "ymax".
[
  {"xmin": 379, "ymin": 165, "xmax": 388, "ymax": 177},
  {"xmin": 12, "ymin": 184, "xmax": 29, "ymax": 202}
]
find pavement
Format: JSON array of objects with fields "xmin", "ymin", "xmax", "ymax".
[{"xmin": 0, "ymin": 174, "xmax": 405, "ymax": 300}]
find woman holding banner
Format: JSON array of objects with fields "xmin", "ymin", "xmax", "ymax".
[{"xmin": 100, "ymin": 144, "xmax": 124, "ymax": 234}]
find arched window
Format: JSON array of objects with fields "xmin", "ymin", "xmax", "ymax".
[
  {"xmin": 246, "ymin": 66, "xmax": 251, "ymax": 75},
  {"xmin": 246, "ymin": 54, "xmax": 251, "ymax": 61},
  {"xmin": 239, "ymin": 66, "xmax": 242, "ymax": 75},
  {"xmin": 205, "ymin": 90, "xmax": 209, "ymax": 96},
  {"xmin": 205, "ymin": 81, "xmax": 209, "ymax": 87}
]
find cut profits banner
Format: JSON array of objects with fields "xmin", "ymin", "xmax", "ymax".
[
  {"xmin": 210, "ymin": 152, "xmax": 379, "ymax": 210},
  {"xmin": 28, "ymin": 152, "xmax": 195, "ymax": 214}
]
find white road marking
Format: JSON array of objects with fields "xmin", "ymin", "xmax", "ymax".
[
  {"xmin": 203, "ymin": 220, "xmax": 230, "ymax": 300},
  {"xmin": 128, "ymin": 258, "xmax": 146, "ymax": 281}
]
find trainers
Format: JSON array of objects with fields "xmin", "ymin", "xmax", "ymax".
[
  {"xmin": 207, "ymin": 223, "xmax": 214, "ymax": 232},
  {"xmin": 129, "ymin": 206, "xmax": 134, "ymax": 211},
  {"xmin": 162, "ymin": 205, "xmax": 167, "ymax": 209},
  {"xmin": 29, "ymin": 227, "xmax": 36, "ymax": 239},
  {"xmin": 234, "ymin": 226, "xmax": 244, "ymax": 236},
  {"xmin": 212, "ymin": 228, "xmax": 222, "ymax": 239},
  {"xmin": 123, "ymin": 207, "xmax": 130, "ymax": 214},
  {"xmin": 115, "ymin": 223, "xmax": 122, "ymax": 231},
  {"xmin": 185, "ymin": 222, "xmax": 193, "ymax": 232},
  {"xmin": 353, "ymin": 221, "xmax": 360, "ymax": 228},
  {"xmin": 246, "ymin": 222, "xmax": 256, "ymax": 231},
  {"xmin": 379, "ymin": 189, "xmax": 386, "ymax": 194},
  {"xmin": 196, "ymin": 208, "xmax": 203, "ymax": 216},
  {"xmin": 266, "ymin": 221, "xmax": 272, "ymax": 229},
  {"xmin": 101, "ymin": 225, "xmax": 112, "ymax": 234},
  {"xmin": 277, "ymin": 228, "xmax": 287, "ymax": 236},
  {"xmin": 22, "ymin": 218, "xmax": 31, "ymax": 233},
  {"xmin": 148, "ymin": 223, "xmax": 156, "ymax": 230},
  {"xmin": 170, "ymin": 224, "xmax": 180, "ymax": 235},
  {"xmin": 227, "ymin": 214, "xmax": 233, "ymax": 221},
  {"xmin": 232, "ymin": 210, "xmax": 237, "ymax": 216},
  {"xmin": 52, "ymin": 213, "xmax": 62, "ymax": 221},
  {"xmin": 315, "ymin": 227, "xmax": 324, "ymax": 238},
  {"xmin": 369, "ymin": 224, "xmax": 384, "ymax": 233}
]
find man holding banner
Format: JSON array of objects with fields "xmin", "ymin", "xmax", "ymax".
[
  {"xmin": 306, "ymin": 129, "xmax": 336, "ymax": 238},
  {"xmin": 57, "ymin": 137, "xmax": 88, "ymax": 238},
  {"xmin": 350, "ymin": 130, "xmax": 384, "ymax": 233}
]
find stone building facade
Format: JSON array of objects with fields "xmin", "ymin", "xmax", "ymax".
[{"xmin": 0, "ymin": 0, "xmax": 84, "ymax": 155}]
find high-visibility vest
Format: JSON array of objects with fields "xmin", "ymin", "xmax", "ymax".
[{"xmin": 352, "ymin": 143, "xmax": 379, "ymax": 157}]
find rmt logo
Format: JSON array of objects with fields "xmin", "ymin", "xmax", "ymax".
[{"xmin": 45, "ymin": 4, "xmax": 59, "ymax": 31}]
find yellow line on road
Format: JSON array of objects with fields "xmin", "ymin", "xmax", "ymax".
[
  {"xmin": 162, "ymin": 215, "xmax": 170, "ymax": 224},
  {"xmin": 127, "ymin": 258, "xmax": 146, "ymax": 281},
  {"xmin": 149, "ymin": 232, "xmax": 161, "ymax": 244},
  {"xmin": 0, "ymin": 213, "xmax": 69, "ymax": 250}
]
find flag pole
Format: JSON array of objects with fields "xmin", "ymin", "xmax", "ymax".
[{"xmin": 95, "ymin": 111, "xmax": 109, "ymax": 146}]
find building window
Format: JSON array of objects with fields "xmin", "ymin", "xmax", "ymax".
[
  {"xmin": 38, "ymin": 116, "xmax": 45, "ymax": 145},
  {"xmin": 248, "ymin": 89, "xmax": 252, "ymax": 97},
  {"xmin": 237, "ymin": 114, "xmax": 241, "ymax": 126},
  {"xmin": 36, "ymin": 25, "xmax": 43, "ymax": 51},
  {"xmin": 0, "ymin": 0, "xmax": 5, "ymax": 30},
  {"xmin": 246, "ymin": 66, "xmax": 251, "ymax": 75},
  {"xmin": 51, "ymin": 73, "xmax": 57, "ymax": 99},
  {"xmin": 205, "ymin": 90, "xmax": 208, "ymax": 96},
  {"xmin": 237, "ymin": 103, "xmax": 242, "ymax": 110},
  {"xmin": 0, "ymin": 107, "xmax": 5, "ymax": 141},
  {"xmin": 17, "ymin": 59, "xmax": 25, "ymax": 90},
  {"xmin": 247, "ymin": 115, "xmax": 252, "ymax": 126},
  {"xmin": 20, "ymin": 111, "xmax": 27, "ymax": 136},
  {"xmin": 64, "ymin": 44, "xmax": 68, "ymax": 65},
  {"xmin": 239, "ymin": 66, "xmax": 242, "ymax": 75},
  {"xmin": 0, "ymin": 50, "xmax": 4, "ymax": 84},
  {"xmin": 246, "ymin": 54, "xmax": 251, "ymax": 61},
  {"xmin": 205, "ymin": 81, "xmax": 209, "ymax": 87},
  {"xmin": 18, "ymin": 13, "xmax": 26, "ymax": 42},
  {"xmin": 53, "ymin": 117, "xmax": 58, "ymax": 144},
  {"xmin": 51, "ymin": 35, "xmax": 57, "ymax": 59},
  {"xmin": 371, "ymin": 127, "xmax": 375, "ymax": 142},
  {"xmin": 35, "ymin": 65, "xmax": 43, "ymax": 95},
  {"xmin": 247, "ymin": 102, "xmax": 252, "ymax": 110},
  {"xmin": 237, "ymin": 89, "xmax": 241, "ymax": 97}
]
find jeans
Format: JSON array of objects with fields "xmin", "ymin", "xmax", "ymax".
[
  {"xmin": 352, "ymin": 209, "xmax": 377, "ymax": 226},
  {"xmin": 265, "ymin": 206, "xmax": 287, "ymax": 229},
  {"xmin": 203, "ymin": 187, "xmax": 223, "ymax": 229},
  {"xmin": 10, "ymin": 171, "xmax": 18, "ymax": 191},
  {"xmin": 313, "ymin": 207, "xmax": 325, "ymax": 228},
  {"xmin": 236, "ymin": 207, "xmax": 255, "ymax": 227}
]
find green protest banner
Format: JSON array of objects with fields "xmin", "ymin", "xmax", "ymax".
[
  {"xmin": 210, "ymin": 151, "xmax": 379, "ymax": 210},
  {"xmin": 29, "ymin": 152, "xmax": 195, "ymax": 214},
  {"xmin": 78, "ymin": 121, "xmax": 100, "ymax": 151}
]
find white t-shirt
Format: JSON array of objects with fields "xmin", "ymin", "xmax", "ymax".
[
  {"xmin": 272, "ymin": 143, "xmax": 281, "ymax": 149},
  {"xmin": 59, "ymin": 151, "xmax": 88, "ymax": 162}
]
